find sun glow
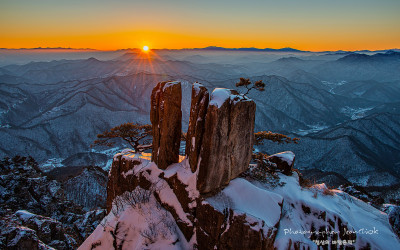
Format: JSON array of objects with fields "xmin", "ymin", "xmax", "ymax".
[{"xmin": 142, "ymin": 45, "xmax": 149, "ymax": 52}]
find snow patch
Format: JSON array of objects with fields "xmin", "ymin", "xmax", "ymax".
[
  {"xmin": 209, "ymin": 88, "xmax": 231, "ymax": 108},
  {"xmin": 15, "ymin": 210, "xmax": 36, "ymax": 220},
  {"xmin": 164, "ymin": 158, "xmax": 200, "ymax": 201},
  {"xmin": 163, "ymin": 81, "xmax": 181, "ymax": 91},
  {"xmin": 192, "ymin": 82, "xmax": 202, "ymax": 95},
  {"xmin": 207, "ymin": 178, "xmax": 283, "ymax": 228},
  {"xmin": 341, "ymin": 106, "xmax": 374, "ymax": 120},
  {"xmin": 39, "ymin": 158, "xmax": 65, "ymax": 172},
  {"xmin": 271, "ymin": 151, "xmax": 295, "ymax": 166}
]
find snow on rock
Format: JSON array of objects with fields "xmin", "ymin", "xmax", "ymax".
[
  {"xmin": 155, "ymin": 174, "xmax": 193, "ymax": 227},
  {"xmin": 266, "ymin": 151, "xmax": 295, "ymax": 175},
  {"xmin": 209, "ymin": 88, "xmax": 232, "ymax": 108},
  {"xmin": 106, "ymin": 150, "xmax": 155, "ymax": 212},
  {"xmin": 209, "ymin": 88, "xmax": 251, "ymax": 108},
  {"xmin": 207, "ymin": 178, "xmax": 282, "ymax": 228},
  {"xmin": 247, "ymin": 172, "xmax": 400, "ymax": 249},
  {"xmin": 192, "ymin": 82, "xmax": 203, "ymax": 95},
  {"xmin": 196, "ymin": 177, "xmax": 282, "ymax": 249},
  {"xmin": 163, "ymin": 80, "xmax": 181, "ymax": 91},
  {"xmin": 15, "ymin": 210, "xmax": 36, "ymax": 220},
  {"xmin": 272, "ymin": 151, "xmax": 295, "ymax": 166},
  {"xmin": 79, "ymin": 191, "xmax": 191, "ymax": 250},
  {"xmin": 106, "ymin": 154, "xmax": 197, "ymax": 241},
  {"xmin": 164, "ymin": 158, "xmax": 200, "ymax": 202}
]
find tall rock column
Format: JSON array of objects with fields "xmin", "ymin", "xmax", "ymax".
[
  {"xmin": 185, "ymin": 83, "xmax": 209, "ymax": 172},
  {"xmin": 150, "ymin": 81, "xmax": 182, "ymax": 170},
  {"xmin": 197, "ymin": 88, "xmax": 256, "ymax": 193}
]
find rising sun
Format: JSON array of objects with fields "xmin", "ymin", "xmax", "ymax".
[{"xmin": 142, "ymin": 45, "xmax": 149, "ymax": 52}]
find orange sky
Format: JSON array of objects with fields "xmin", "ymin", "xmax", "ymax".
[{"xmin": 1, "ymin": 0, "xmax": 399, "ymax": 51}]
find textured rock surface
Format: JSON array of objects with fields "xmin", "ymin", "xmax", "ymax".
[
  {"xmin": 196, "ymin": 202, "xmax": 279, "ymax": 250},
  {"xmin": 195, "ymin": 202, "xmax": 226, "ymax": 248},
  {"xmin": 197, "ymin": 88, "xmax": 256, "ymax": 193},
  {"xmin": 266, "ymin": 151, "xmax": 295, "ymax": 175},
  {"xmin": 0, "ymin": 156, "xmax": 83, "ymax": 217},
  {"xmin": 185, "ymin": 83, "xmax": 209, "ymax": 172},
  {"xmin": 389, "ymin": 206, "xmax": 400, "ymax": 238},
  {"xmin": 150, "ymin": 81, "xmax": 182, "ymax": 170},
  {"xmin": 0, "ymin": 156, "xmax": 106, "ymax": 249},
  {"xmin": 1, "ymin": 226, "xmax": 42, "ymax": 250},
  {"xmin": 106, "ymin": 153, "xmax": 142, "ymax": 213}
]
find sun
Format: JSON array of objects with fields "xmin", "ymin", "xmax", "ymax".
[{"xmin": 142, "ymin": 45, "xmax": 149, "ymax": 52}]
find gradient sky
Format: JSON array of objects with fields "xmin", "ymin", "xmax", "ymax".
[{"xmin": 1, "ymin": 0, "xmax": 399, "ymax": 51}]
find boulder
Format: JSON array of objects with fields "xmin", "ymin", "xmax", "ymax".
[
  {"xmin": 185, "ymin": 83, "xmax": 209, "ymax": 172},
  {"xmin": 150, "ymin": 81, "xmax": 182, "ymax": 170},
  {"xmin": 197, "ymin": 88, "xmax": 256, "ymax": 193},
  {"xmin": 14, "ymin": 210, "xmax": 66, "ymax": 246},
  {"xmin": 2, "ymin": 227, "xmax": 40, "ymax": 250},
  {"xmin": 266, "ymin": 151, "xmax": 295, "ymax": 175}
]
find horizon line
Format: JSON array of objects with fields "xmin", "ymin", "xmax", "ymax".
[{"xmin": 1, "ymin": 46, "xmax": 399, "ymax": 53}]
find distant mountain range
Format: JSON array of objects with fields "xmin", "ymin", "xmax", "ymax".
[
  {"xmin": 1, "ymin": 47, "xmax": 399, "ymax": 53},
  {"xmin": 190, "ymin": 46, "xmax": 307, "ymax": 52}
]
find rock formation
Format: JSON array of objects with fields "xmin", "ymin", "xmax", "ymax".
[
  {"xmin": 101, "ymin": 153, "xmax": 283, "ymax": 249},
  {"xmin": 150, "ymin": 83, "xmax": 255, "ymax": 193},
  {"xmin": 197, "ymin": 88, "xmax": 256, "ymax": 193},
  {"xmin": 150, "ymin": 81, "xmax": 182, "ymax": 170},
  {"xmin": 185, "ymin": 83, "xmax": 209, "ymax": 172},
  {"xmin": 266, "ymin": 151, "xmax": 295, "ymax": 175},
  {"xmin": 106, "ymin": 150, "xmax": 151, "ymax": 213}
]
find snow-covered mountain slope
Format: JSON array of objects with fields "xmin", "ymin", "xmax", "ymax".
[
  {"xmin": 260, "ymin": 112, "xmax": 400, "ymax": 191},
  {"xmin": 0, "ymin": 72, "xmax": 194, "ymax": 164},
  {"xmin": 51, "ymin": 166, "xmax": 108, "ymax": 210},
  {"xmin": 80, "ymin": 151, "xmax": 400, "ymax": 249}
]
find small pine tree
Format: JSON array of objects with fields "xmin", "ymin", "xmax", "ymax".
[
  {"xmin": 92, "ymin": 122, "xmax": 152, "ymax": 152},
  {"xmin": 235, "ymin": 78, "xmax": 265, "ymax": 97},
  {"xmin": 254, "ymin": 131, "xmax": 299, "ymax": 145}
]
